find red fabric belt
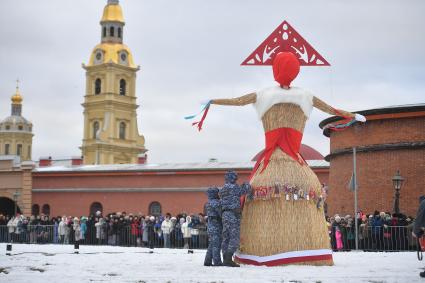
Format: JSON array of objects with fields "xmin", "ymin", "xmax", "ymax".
[{"xmin": 251, "ymin": 127, "xmax": 306, "ymax": 178}]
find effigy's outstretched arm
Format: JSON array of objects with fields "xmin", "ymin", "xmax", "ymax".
[
  {"xmin": 313, "ymin": 96, "xmax": 355, "ymax": 118},
  {"xmin": 211, "ymin": 93, "xmax": 256, "ymax": 106}
]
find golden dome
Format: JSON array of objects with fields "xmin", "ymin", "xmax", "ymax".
[
  {"xmin": 88, "ymin": 43, "xmax": 136, "ymax": 68},
  {"xmin": 101, "ymin": 2, "xmax": 124, "ymax": 23},
  {"xmin": 11, "ymin": 86, "xmax": 23, "ymax": 104}
]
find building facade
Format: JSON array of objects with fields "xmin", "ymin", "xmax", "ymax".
[
  {"xmin": 0, "ymin": 156, "xmax": 34, "ymax": 216},
  {"xmin": 320, "ymin": 104, "xmax": 425, "ymax": 217},
  {"xmin": 81, "ymin": 0, "xmax": 146, "ymax": 165},
  {"xmin": 32, "ymin": 158, "xmax": 329, "ymax": 217}
]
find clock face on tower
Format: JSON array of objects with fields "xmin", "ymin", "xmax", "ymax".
[{"xmin": 94, "ymin": 50, "xmax": 103, "ymax": 65}]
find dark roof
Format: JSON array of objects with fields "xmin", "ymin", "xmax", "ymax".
[{"xmin": 319, "ymin": 103, "xmax": 425, "ymax": 129}]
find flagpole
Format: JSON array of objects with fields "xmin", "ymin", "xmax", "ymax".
[{"xmin": 353, "ymin": 147, "xmax": 359, "ymax": 250}]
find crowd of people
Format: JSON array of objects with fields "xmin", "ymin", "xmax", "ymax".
[
  {"xmin": 0, "ymin": 211, "xmax": 209, "ymax": 249},
  {"xmin": 327, "ymin": 211, "xmax": 417, "ymax": 251},
  {"xmin": 0, "ymin": 209, "xmax": 419, "ymax": 252}
]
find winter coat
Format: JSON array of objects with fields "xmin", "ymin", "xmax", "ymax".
[
  {"xmin": 95, "ymin": 221, "xmax": 101, "ymax": 239},
  {"xmin": 73, "ymin": 223, "xmax": 82, "ymax": 241},
  {"xmin": 7, "ymin": 218, "xmax": 15, "ymax": 233},
  {"xmin": 58, "ymin": 220, "xmax": 67, "ymax": 236},
  {"xmin": 131, "ymin": 221, "xmax": 140, "ymax": 236},
  {"xmin": 80, "ymin": 222, "xmax": 87, "ymax": 238},
  {"xmin": 219, "ymin": 181, "xmax": 251, "ymax": 210},
  {"xmin": 161, "ymin": 219, "xmax": 173, "ymax": 234},
  {"xmin": 181, "ymin": 216, "xmax": 192, "ymax": 238}
]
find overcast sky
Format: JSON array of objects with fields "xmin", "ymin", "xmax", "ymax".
[{"xmin": 0, "ymin": 0, "xmax": 424, "ymax": 163}]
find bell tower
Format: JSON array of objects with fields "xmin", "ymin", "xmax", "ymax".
[{"xmin": 81, "ymin": 0, "xmax": 146, "ymax": 165}]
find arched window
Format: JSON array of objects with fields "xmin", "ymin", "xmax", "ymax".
[
  {"xmin": 95, "ymin": 78, "xmax": 101, "ymax": 95},
  {"xmin": 5, "ymin": 144, "xmax": 10, "ymax": 155},
  {"xmin": 32, "ymin": 204, "xmax": 40, "ymax": 216},
  {"xmin": 17, "ymin": 144, "xmax": 22, "ymax": 156},
  {"xmin": 119, "ymin": 122, "xmax": 126, "ymax": 139},
  {"xmin": 93, "ymin": 121, "xmax": 99, "ymax": 139},
  {"xmin": 27, "ymin": 145, "xmax": 31, "ymax": 159},
  {"xmin": 103, "ymin": 27, "xmax": 107, "ymax": 37},
  {"xmin": 110, "ymin": 26, "xmax": 115, "ymax": 37},
  {"xmin": 118, "ymin": 27, "xmax": 122, "ymax": 38},
  {"xmin": 149, "ymin": 202, "xmax": 161, "ymax": 216},
  {"xmin": 90, "ymin": 202, "xmax": 103, "ymax": 216},
  {"xmin": 119, "ymin": 79, "xmax": 126, "ymax": 96},
  {"xmin": 42, "ymin": 204, "xmax": 50, "ymax": 216}
]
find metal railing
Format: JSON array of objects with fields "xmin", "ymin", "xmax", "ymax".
[
  {"xmin": 329, "ymin": 225, "xmax": 416, "ymax": 251},
  {"xmin": 0, "ymin": 225, "xmax": 418, "ymax": 251},
  {"xmin": 0, "ymin": 225, "xmax": 209, "ymax": 249}
]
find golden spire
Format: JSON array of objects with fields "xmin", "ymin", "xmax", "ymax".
[
  {"xmin": 11, "ymin": 79, "xmax": 23, "ymax": 105},
  {"xmin": 101, "ymin": 0, "xmax": 124, "ymax": 23}
]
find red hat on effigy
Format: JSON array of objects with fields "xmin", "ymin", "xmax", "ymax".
[{"xmin": 272, "ymin": 52, "xmax": 300, "ymax": 88}]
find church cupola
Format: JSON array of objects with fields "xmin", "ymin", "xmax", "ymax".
[
  {"xmin": 100, "ymin": 0, "xmax": 125, "ymax": 44},
  {"xmin": 11, "ymin": 82, "xmax": 23, "ymax": 116}
]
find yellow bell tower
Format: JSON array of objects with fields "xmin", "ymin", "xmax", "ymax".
[{"xmin": 81, "ymin": 0, "xmax": 146, "ymax": 165}]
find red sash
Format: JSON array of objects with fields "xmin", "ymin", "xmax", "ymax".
[{"xmin": 251, "ymin": 127, "xmax": 306, "ymax": 179}]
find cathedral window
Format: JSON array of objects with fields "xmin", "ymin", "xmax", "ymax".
[
  {"xmin": 95, "ymin": 78, "xmax": 101, "ymax": 95},
  {"xmin": 118, "ymin": 27, "xmax": 122, "ymax": 38},
  {"xmin": 5, "ymin": 125, "xmax": 10, "ymax": 130},
  {"xmin": 32, "ymin": 204, "xmax": 40, "ymax": 216},
  {"xmin": 103, "ymin": 27, "xmax": 107, "ymax": 37},
  {"xmin": 18, "ymin": 125, "xmax": 23, "ymax": 131},
  {"xmin": 149, "ymin": 202, "xmax": 162, "ymax": 216},
  {"xmin": 93, "ymin": 121, "xmax": 100, "ymax": 139},
  {"xmin": 27, "ymin": 145, "xmax": 31, "ymax": 159},
  {"xmin": 110, "ymin": 26, "xmax": 115, "ymax": 37},
  {"xmin": 90, "ymin": 202, "xmax": 103, "ymax": 216},
  {"xmin": 42, "ymin": 204, "xmax": 50, "ymax": 215},
  {"xmin": 17, "ymin": 144, "xmax": 22, "ymax": 156},
  {"xmin": 119, "ymin": 122, "xmax": 126, "ymax": 139},
  {"xmin": 5, "ymin": 144, "xmax": 10, "ymax": 155},
  {"xmin": 119, "ymin": 79, "xmax": 126, "ymax": 96}
]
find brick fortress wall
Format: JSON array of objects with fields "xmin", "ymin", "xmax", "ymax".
[{"xmin": 325, "ymin": 116, "xmax": 425, "ymax": 217}]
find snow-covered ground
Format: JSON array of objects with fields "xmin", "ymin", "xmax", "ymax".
[{"xmin": 0, "ymin": 244, "xmax": 423, "ymax": 283}]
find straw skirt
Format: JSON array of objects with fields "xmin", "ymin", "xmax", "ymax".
[{"xmin": 236, "ymin": 148, "xmax": 333, "ymax": 266}]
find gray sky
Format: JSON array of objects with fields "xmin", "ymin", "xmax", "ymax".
[{"xmin": 1, "ymin": 0, "xmax": 424, "ymax": 163}]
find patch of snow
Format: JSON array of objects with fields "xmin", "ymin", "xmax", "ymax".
[{"xmin": 0, "ymin": 244, "xmax": 423, "ymax": 283}]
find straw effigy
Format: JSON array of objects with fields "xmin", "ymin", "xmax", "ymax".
[{"xmin": 210, "ymin": 91, "xmax": 355, "ymax": 266}]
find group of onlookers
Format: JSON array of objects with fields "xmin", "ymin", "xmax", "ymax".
[
  {"xmin": 0, "ymin": 211, "xmax": 209, "ymax": 249},
  {"xmin": 0, "ymin": 209, "xmax": 419, "ymax": 251},
  {"xmin": 327, "ymin": 211, "xmax": 416, "ymax": 251}
]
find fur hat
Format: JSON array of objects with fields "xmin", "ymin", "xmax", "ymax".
[
  {"xmin": 225, "ymin": 171, "xmax": 238, "ymax": 184},
  {"xmin": 207, "ymin": 187, "xmax": 220, "ymax": 199}
]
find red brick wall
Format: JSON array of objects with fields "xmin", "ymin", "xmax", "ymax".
[
  {"xmin": 326, "ymin": 116, "xmax": 425, "ymax": 217},
  {"xmin": 32, "ymin": 168, "xmax": 328, "ymax": 217}
]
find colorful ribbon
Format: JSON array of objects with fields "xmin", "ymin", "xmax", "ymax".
[
  {"xmin": 184, "ymin": 100, "xmax": 212, "ymax": 131},
  {"xmin": 324, "ymin": 109, "xmax": 358, "ymax": 132}
]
